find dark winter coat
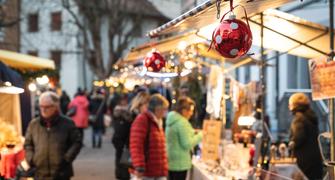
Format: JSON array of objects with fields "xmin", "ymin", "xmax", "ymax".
[
  {"xmin": 130, "ymin": 111, "xmax": 168, "ymax": 177},
  {"xmin": 290, "ymin": 105, "xmax": 323, "ymax": 179},
  {"xmin": 111, "ymin": 106, "xmax": 132, "ymax": 149},
  {"xmin": 89, "ymin": 97, "xmax": 107, "ymax": 130},
  {"xmin": 24, "ymin": 114, "xmax": 82, "ymax": 179},
  {"xmin": 60, "ymin": 95, "xmax": 70, "ymax": 115}
]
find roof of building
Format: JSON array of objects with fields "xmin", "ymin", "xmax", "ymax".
[{"xmin": 126, "ymin": 0, "xmax": 169, "ymax": 20}]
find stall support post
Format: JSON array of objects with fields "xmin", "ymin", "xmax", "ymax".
[
  {"xmin": 330, "ymin": 0, "xmax": 334, "ymax": 161},
  {"xmin": 329, "ymin": 0, "xmax": 335, "ymax": 178},
  {"xmin": 258, "ymin": 12, "xmax": 270, "ymax": 170},
  {"xmin": 260, "ymin": 13, "xmax": 267, "ymax": 138}
]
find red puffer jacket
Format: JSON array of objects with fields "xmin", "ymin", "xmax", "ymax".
[{"xmin": 129, "ymin": 111, "xmax": 168, "ymax": 177}]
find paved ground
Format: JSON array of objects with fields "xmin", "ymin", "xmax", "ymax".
[{"xmin": 72, "ymin": 127, "xmax": 116, "ymax": 180}]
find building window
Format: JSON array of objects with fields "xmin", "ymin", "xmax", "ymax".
[
  {"xmin": 27, "ymin": 50, "xmax": 38, "ymax": 57},
  {"xmin": 28, "ymin": 13, "xmax": 39, "ymax": 32},
  {"xmin": 51, "ymin": 12, "xmax": 62, "ymax": 31},
  {"xmin": 50, "ymin": 50, "xmax": 62, "ymax": 68}
]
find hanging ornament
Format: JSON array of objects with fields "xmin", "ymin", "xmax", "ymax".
[
  {"xmin": 211, "ymin": 1, "xmax": 252, "ymax": 59},
  {"xmin": 143, "ymin": 50, "xmax": 166, "ymax": 72}
]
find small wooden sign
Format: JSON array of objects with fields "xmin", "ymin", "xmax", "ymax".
[{"xmin": 201, "ymin": 120, "xmax": 222, "ymax": 162}]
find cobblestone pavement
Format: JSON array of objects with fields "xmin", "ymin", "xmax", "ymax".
[{"xmin": 72, "ymin": 127, "xmax": 116, "ymax": 180}]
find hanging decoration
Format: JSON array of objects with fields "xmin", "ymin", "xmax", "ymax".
[
  {"xmin": 143, "ymin": 50, "xmax": 166, "ymax": 72},
  {"xmin": 210, "ymin": 0, "xmax": 252, "ymax": 59}
]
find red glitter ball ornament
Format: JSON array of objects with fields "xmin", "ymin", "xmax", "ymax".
[
  {"xmin": 212, "ymin": 15, "xmax": 252, "ymax": 59},
  {"xmin": 143, "ymin": 51, "xmax": 166, "ymax": 72}
]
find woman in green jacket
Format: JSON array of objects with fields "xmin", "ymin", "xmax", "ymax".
[{"xmin": 166, "ymin": 96, "xmax": 203, "ymax": 180}]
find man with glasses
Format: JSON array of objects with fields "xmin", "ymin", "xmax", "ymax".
[{"xmin": 24, "ymin": 91, "xmax": 82, "ymax": 180}]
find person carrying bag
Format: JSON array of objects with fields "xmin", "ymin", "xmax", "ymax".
[{"xmin": 89, "ymin": 89, "xmax": 107, "ymax": 148}]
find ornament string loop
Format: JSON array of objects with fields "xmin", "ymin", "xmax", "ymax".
[
  {"xmin": 230, "ymin": 0, "xmax": 234, "ymax": 12},
  {"xmin": 220, "ymin": 4, "xmax": 250, "ymax": 30},
  {"xmin": 216, "ymin": 0, "xmax": 221, "ymax": 19}
]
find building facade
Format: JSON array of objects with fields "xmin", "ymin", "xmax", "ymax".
[
  {"xmin": 149, "ymin": 0, "xmax": 182, "ymax": 19},
  {"xmin": 20, "ymin": 0, "xmax": 176, "ymax": 98}
]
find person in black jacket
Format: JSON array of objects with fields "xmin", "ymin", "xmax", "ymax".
[
  {"xmin": 60, "ymin": 90, "xmax": 70, "ymax": 115},
  {"xmin": 24, "ymin": 91, "xmax": 82, "ymax": 180},
  {"xmin": 112, "ymin": 92, "xmax": 150, "ymax": 180},
  {"xmin": 289, "ymin": 93, "xmax": 323, "ymax": 179},
  {"xmin": 89, "ymin": 89, "xmax": 107, "ymax": 148}
]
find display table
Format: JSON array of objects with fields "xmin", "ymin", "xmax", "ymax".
[
  {"xmin": 191, "ymin": 159, "xmax": 306, "ymax": 180},
  {"xmin": 190, "ymin": 143, "xmax": 252, "ymax": 180},
  {"xmin": 0, "ymin": 147, "xmax": 25, "ymax": 179},
  {"xmin": 190, "ymin": 141, "xmax": 305, "ymax": 180}
]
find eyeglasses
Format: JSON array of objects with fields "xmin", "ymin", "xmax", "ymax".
[{"xmin": 39, "ymin": 105, "xmax": 55, "ymax": 110}]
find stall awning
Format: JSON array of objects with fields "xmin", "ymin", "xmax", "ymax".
[
  {"xmin": 0, "ymin": 49, "xmax": 55, "ymax": 70},
  {"xmin": 148, "ymin": 0, "xmax": 333, "ymax": 59},
  {"xmin": 148, "ymin": 0, "xmax": 294, "ymax": 37},
  {"xmin": 123, "ymin": 32, "xmax": 257, "ymax": 65},
  {"xmin": 124, "ymin": 32, "xmax": 207, "ymax": 63},
  {"xmin": 195, "ymin": 9, "xmax": 333, "ymax": 59}
]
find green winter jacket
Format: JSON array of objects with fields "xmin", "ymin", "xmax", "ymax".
[{"xmin": 165, "ymin": 111, "xmax": 203, "ymax": 171}]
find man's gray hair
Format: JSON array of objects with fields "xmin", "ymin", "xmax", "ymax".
[
  {"xmin": 148, "ymin": 94, "xmax": 169, "ymax": 113},
  {"xmin": 39, "ymin": 91, "xmax": 60, "ymax": 104}
]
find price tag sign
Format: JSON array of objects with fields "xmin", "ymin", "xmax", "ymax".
[
  {"xmin": 202, "ymin": 120, "xmax": 222, "ymax": 162},
  {"xmin": 309, "ymin": 57, "xmax": 335, "ymax": 100}
]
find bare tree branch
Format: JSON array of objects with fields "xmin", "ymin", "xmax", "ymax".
[{"xmin": 62, "ymin": 0, "xmax": 158, "ymax": 79}]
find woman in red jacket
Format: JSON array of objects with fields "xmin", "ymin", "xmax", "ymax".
[
  {"xmin": 130, "ymin": 94, "xmax": 169, "ymax": 180},
  {"xmin": 68, "ymin": 89, "xmax": 89, "ymax": 141}
]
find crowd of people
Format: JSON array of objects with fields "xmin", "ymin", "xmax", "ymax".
[
  {"xmin": 110, "ymin": 87, "xmax": 203, "ymax": 180},
  {"xmin": 20, "ymin": 85, "xmax": 324, "ymax": 180},
  {"xmin": 22, "ymin": 85, "xmax": 203, "ymax": 180}
]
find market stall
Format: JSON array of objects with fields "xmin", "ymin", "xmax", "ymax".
[
  {"xmin": 139, "ymin": 0, "xmax": 335, "ymax": 179},
  {"xmin": 0, "ymin": 50, "xmax": 55, "ymax": 179}
]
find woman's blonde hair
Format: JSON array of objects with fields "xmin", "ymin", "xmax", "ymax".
[
  {"xmin": 129, "ymin": 91, "xmax": 150, "ymax": 112},
  {"xmin": 289, "ymin": 93, "xmax": 310, "ymax": 108},
  {"xmin": 176, "ymin": 96, "xmax": 195, "ymax": 114}
]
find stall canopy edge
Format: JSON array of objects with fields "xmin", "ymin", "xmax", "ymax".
[{"xmin": 0, "ymin": 49, "xmax": 56, "ymax": 70}]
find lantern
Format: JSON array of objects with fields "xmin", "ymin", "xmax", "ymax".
[
  {"xmin": 212, "ymin": 14, "xmax": 252, "ymax": 59},
  {"xmin": 143, "ymin": 51, "xmax": 166, "ymax": 72}
]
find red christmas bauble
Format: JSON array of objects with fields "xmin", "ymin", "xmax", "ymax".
[
  {"xmin": 212, "ymin": 15, "xmax": 252, "ymax": 59},
  {"xmin": 143, "ymin": 51, "xmax": 166, "ymax": 72}
]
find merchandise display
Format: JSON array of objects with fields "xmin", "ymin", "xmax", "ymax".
[
  {"xmin": 0, "ymin": 121, "xmax": 25, "ymax": 179},
  {"xmin": 0, "ymin": 121, "xmax": 21, "ymax": 149},
  {"xmin": 192, "ymin": 141, "xmax": 252, "ymax": 180},
  {"xmin": 206, "ymin": 66, "xmax": 224, "ymax": 119}
]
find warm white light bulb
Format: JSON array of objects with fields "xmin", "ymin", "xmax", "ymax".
[
  {"xmin": 184, "ymin": 60, "xmax": 195, "ymax": 70},
  {"xmin": 177, "ymin": 41, "xmax": 187, "ymax": 51},
  {"xmin": 28, "ymin": 83, "xmax": 37, "ymax": 92}
]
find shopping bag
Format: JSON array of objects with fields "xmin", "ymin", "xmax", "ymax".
[
  {"xmin": 88, "ymin": 114, "xmax": 97, "ymax": 124},
  {"xmin": 120, "ymin": 147, "xmax": 132, "ymax": 168},
  {"xmin": 66, "ymin": 106, "xmax": 77, "ymax": 117}
]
